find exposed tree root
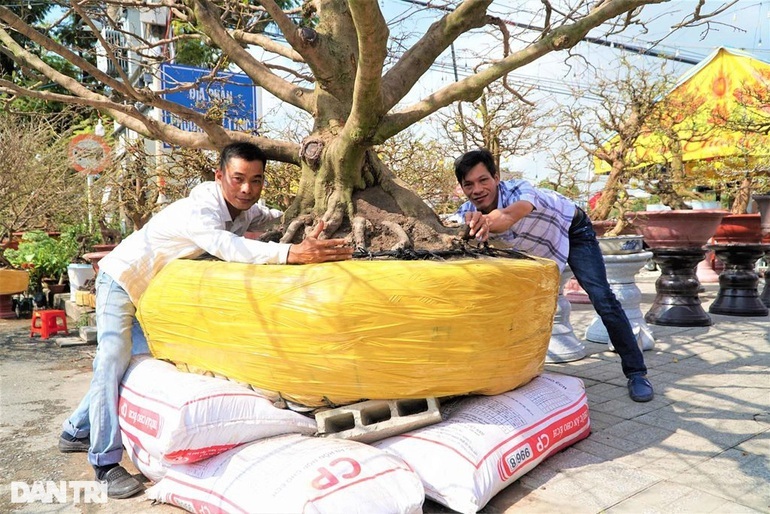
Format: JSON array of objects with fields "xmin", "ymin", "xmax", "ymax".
[
  {"xmin": 280, "ymin": 215, "xmax": 313, "ymax": 244},
  {"xmin": 351, "ymin": 216, "xmax": 371, "ymax": 249},
  {"xmin": 381, "ymin": 220, "xmax": 412, "ymax": 251}
]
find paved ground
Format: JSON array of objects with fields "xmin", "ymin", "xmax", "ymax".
[{"xmin": 0, "ymin": 269, "xmax": 768, "ymax": 513}]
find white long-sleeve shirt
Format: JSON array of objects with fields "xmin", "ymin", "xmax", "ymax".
[{"xmin": 99, "ymin": 181, "xmax": 291, "ymax": 304}]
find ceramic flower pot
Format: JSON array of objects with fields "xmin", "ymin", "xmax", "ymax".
[
  {"xmin": 629, "ymin": 210, "xmax": 726, "ymax": 248},
  {"xmin": 712, "ymin": 214, "xmax": 762, "ymax": 244},
  {"xmin": 82, "ymin": 251, "xmax": 111, "ymax": 273}
]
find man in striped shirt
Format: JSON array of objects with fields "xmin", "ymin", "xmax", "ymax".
[
  {"xmin": 58, "ymin": 142, "xmax": 353, "ymax": 499},
  {"xmin": 454, "ymin": 149, "xmax": 653, "ymax": 404}
]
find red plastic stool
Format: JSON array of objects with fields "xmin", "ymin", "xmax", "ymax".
[{"xmin": 30, "ymin": 309, "xmax": 68, "ymax": 339}]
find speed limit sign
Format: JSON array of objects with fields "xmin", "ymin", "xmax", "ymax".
[{"xmin": 68, "ymin": 134, "xmax": 111, "ymax": 174}]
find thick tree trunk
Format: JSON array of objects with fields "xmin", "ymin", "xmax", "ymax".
[
  {"xmin": 592, "ymin": 159, "xmax": 625, "ymax": 221},
  {"xmin": 281, "ymin": 132, "xmax": 449, "ymax": 250},
  {"xmin": 731, "ymin": 176, "xmax": 753, "ymax": 214}
]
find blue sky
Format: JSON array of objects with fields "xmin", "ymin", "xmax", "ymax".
[{"xmin": 404, "ymin": 1, "xmax": 770, "ymax": 185}]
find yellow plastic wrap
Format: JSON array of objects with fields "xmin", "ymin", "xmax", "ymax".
[
  {"xmin": 137, "ymin": 257, "xmax": 559, "ymax": 406},
  {"xmin": 0, "ymin": 269, "xmax": 29, "ymax": 295}
]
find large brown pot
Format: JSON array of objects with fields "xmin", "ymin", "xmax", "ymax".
[
  {"xmin": 713, "ymin": 214, "xmax": 763, "ymax": 244},
  {"xmin": 628, "ymin": 210, "xmax": 727, "ymax": 248}
]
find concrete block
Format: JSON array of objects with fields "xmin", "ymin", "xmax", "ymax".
[
  {"xmin": 59, "ymin": 298, "xmax": 94, "ymax": 326},
  {"xmin": 79, "ymin": 326, "xmax": 97, "ymax": 344},
  {"xmin": 315, "ymin": 397, "xmax": 441, "ymax": 444},
  {"xmin": 56, "ymin": 336, "xmax": 88, "ymax": 347}
]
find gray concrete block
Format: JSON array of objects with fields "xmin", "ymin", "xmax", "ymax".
[
  {"xmin": 79, "ymin": 326, "xmax": 97, "ymax": 344},
  {"xmin": 316, "ymin": 397, "xmax": 441, "ymax": 443},
  {"xmin": 60, "ymin": 298, "xmax": 94, "ymax": 325},
  {"xmin": 56, "ymin": 336, "xmax": 87, "ymax": 347}
]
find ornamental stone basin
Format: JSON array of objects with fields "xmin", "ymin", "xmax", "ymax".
[
  {"xmin": 713, "ymin": 214, "xmax": 763, "ymax": 244},
  {"xmin": 629, "ymin": 210, "xmax": 727, "ymax": 248}
]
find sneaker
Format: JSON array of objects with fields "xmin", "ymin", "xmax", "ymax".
[
  {"xmin": 627, "ymin": 375, "xmax": 654, "ymax": 402},
  {"xmin": 96, "ymin": 465, "xmax": 144, "ymax": 499},
  {"xmin": 58, "ymin": 432, "xmax": 90, "ymax": 453}
]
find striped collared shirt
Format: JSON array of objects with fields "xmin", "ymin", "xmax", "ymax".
[
  {"xmin": 456, "ymin": 179, "xmax": 576, "ymax": 271},
  {"xmin": 99, "ymin": 181, "xmax": 291, "ymax": 304}
]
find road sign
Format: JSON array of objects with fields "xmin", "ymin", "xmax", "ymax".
[
  {"xmin": 68, "ymin": 134, "xmax": 111, "ymax": 174},
  {"xmin": 160, "ymin": 64, "xmax": 260, "ymax": 134}
]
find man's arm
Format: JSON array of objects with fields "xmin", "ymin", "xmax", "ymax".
[
  {"xmin": 466, "ymin": 200, "xmax": 535, "ymax": 241},
  {"xmin": 187, "ymin": 208, "xmax": 351, "ymax": 265}
]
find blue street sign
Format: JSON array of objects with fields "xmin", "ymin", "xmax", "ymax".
[{"xmin": 160, "ymin": 64, "xmax": 259, "ymax": 134}]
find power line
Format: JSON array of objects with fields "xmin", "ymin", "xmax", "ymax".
[{"xmin": 396, "ymin": 0, "xmax": 702, "ymax": 65}]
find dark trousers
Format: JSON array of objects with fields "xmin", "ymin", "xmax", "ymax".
[{"xmin": 567, "ymin": 208, "xmax": 647, "ymax": 377}]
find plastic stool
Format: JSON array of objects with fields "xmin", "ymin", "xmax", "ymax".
[{"xmin": 30, "ymin": 309, "xmax": 68, "ymax": 339}]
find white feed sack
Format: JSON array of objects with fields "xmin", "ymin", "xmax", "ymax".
[
  {"xmin": 374, "ymin": 373, "xmax": 591, "ymax": 513},
  {"xmin": 146, "ymin": 434, "xmax": 425, "ymax": 514},
  {"xmin": 122, "ymin": 430, "xmax": 167, "ymax": 483},
  {"xmin": 118, "ymin": 356, "xmax": 317, "ymax": 468}
]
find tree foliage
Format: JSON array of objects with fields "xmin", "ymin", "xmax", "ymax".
[
  {"xmin": 0, "ymin": 110, "xmax": 87, "ymax": 243},
  {"xmin": 0, "ymin": 0, "xmax": 736, "ymax": 250},
  {"xmin": 434, "ymin": 81, "xmax": 547, "ymax": 172}
]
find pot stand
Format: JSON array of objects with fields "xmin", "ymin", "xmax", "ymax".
[
  {"xmin": 585, "ymin": 251, "xmax": 655, "ymax": 351},
  {"xmin": 645, "ymin": 248, "xmax": 712, "ymax": 327},
  {"xmin": 707, "ymin": 244, "xmax": 770, "ymax": 317},
  {"xmin": 546, "ymin": 269, "xmax": 586, "ymax": 363}
]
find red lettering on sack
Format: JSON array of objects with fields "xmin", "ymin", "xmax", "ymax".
[
  {"xmin": 497, "ymin": 404, "xmax": 589, "ymax": 480},
  {"xmin": 118, "ymin": 397, "xmax": 162, "ymax": 437},
  {"xmin": 164, "ymin": 444, "xmax": 239, "ymax": 464},
  {"xmin": 169, "ymin": 493, "xmax": 227, "ymax": 514},
  {"xmin": 311, "ymin": 467, "xmax": 338, "ymax": 490},
  {"xmin": 311, "ymin": 458, "xmax": 362, "ymax": 490}
]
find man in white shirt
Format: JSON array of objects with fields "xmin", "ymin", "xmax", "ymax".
[
  {"xmin": 455, "ymin": 148, "xmax": 653, "ymax": 404},
  {"xmin": 58, "ymin": 142, "xmax": 353, "ymax": 499}
]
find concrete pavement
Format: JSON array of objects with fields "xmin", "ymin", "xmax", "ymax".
[
  {"xmin": 0, "ymin": 269, "xmax": 768, "ymax": 513},
  {"xmin": 487, "ymin": 269, "xmax": 770, "ymax": 513}
]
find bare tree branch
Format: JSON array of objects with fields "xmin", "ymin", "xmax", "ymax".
[
  {"xmin": 376, "ymin": 0, "xmax": 670, "ymax": 142},
  {"xmin": 381, "ymin": 0, "xmax": 491, "ymax": 112},
  {"xmin": 0, "ymin": 6, "xmax": 129, "ymax": 96},
  {"xmin": 190, "ymin": 0, "xmax": 314, "ymax": 113},
  {"xmin": 232, "ymin": 30, "xmax": 304, "ymax": 62}
]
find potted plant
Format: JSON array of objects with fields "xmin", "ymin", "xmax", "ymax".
[{"xmin": 4, "ymin": 226, "xmax": 90, "ymax": 293}]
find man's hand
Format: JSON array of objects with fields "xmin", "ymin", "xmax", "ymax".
[
  {"xmin": 465, "ymin": 202, "xmax": 532, "ymax": 241},
  {"xmin": 464, "ymin": 211, "xmax": 492, "ymax": 242},
  {"xmin": 287, "ymin": 220, "xmax": 354, "ymax": 264}
]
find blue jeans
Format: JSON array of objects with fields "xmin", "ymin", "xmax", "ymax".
[
  {"xmin": 567, "ymin": 208, "xmax": 647, "ymax": 378},
  {"xmin": 62, "ymin": 271, "xmax": 149, "ymax": 467}
]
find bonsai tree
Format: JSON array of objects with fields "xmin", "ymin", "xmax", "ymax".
[{"xmin": 0, "ymin": 1, "xmax": 733, "ymax": 250}]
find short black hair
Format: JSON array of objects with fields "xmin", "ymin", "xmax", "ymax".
[
  {"xmin": 454, "ymin": 148, "xmax": 497, "ymax": 183},
  {"xmin": 219, "ymin": 142, "xmax": 268, "ymax": 172}
]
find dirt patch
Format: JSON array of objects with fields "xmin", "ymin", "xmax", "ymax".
[{"xmin": 353, "ymin": 188, "xmax": 459, "ymax": 252}]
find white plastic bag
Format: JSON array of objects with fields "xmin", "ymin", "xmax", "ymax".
[
  {"xmin": 122, "ymin": 430, "xmax": 167, "ymax": 483},
  {"xmin": 118, "ymin": 356, "xmax": 317, "ymax": 465},
  {"xmin": 146, "ymin": 434, "xmax": 424, "ymax": 514},
  {"xmin": 374, "ymin": 373, "xmax": 590, "ymax": 513}
]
